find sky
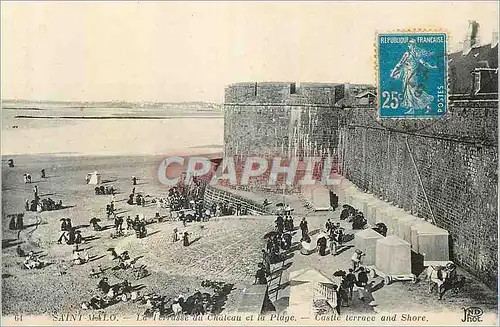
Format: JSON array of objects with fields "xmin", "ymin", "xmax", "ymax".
[{"xmin": 1, "ymin": 1, "xmax": 498, "ymax": 103}]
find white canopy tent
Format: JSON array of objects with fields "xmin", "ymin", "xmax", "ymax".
[{"xmin": 86, "ymin": 171, "xmax": 101, "ymax": 185}]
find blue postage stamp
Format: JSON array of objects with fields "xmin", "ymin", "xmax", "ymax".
[{"xmin": 377, "ymin": 32, "xmax": 447, "ymax": 119}]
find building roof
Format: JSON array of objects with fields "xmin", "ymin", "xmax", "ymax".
[
  {"xmin": 355, "ymin": 91, "xmax": 376, "ymax": 98},
  {"xmin": 289, "ymin": 268, "xmax": 333, "ymax": 283},
  {"xmin": 448, "ymin": 43, "xmax": 498, "ymax": 95}
]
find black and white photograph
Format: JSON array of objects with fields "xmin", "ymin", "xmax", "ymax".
[{"xmin": 1, "ymin": 1, "xmax": 498, "ymax": 326}]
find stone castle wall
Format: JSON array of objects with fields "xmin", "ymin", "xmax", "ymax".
[
  {"xmin": 338, "ymin": 101, "xmax": 498, "ymax": 289},
  {"xmin": 224, "ymin": 82, "xmax": 345, "ymax": 159}
]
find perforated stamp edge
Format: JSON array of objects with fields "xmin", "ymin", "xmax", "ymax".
[{"xmin": 373, "ymin": 28, "xmax": 451, "ymax": 121}]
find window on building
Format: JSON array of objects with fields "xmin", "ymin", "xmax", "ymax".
[{"xmin": 473, "ymin": 71, "xmax": 481, "ymax": 94}]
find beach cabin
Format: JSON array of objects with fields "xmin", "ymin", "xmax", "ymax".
[
  {"xmin": 288, "ymin": 268, "xmax": 336, "ymax": 319},
  {"xmin": 86, "ymin": 171, "xmax": 101, "ymax": 185},
  {"xmin": 236, "ymin": 285, "xmax": 271, "ymax": 315}
]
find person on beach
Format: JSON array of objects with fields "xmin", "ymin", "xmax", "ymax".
[
  {"xmin": 351, "ymin": 249, "xmax": 365, "ymax": 271},
  {"xmin": 67, "ymin": 228, "xmax": 76, "ymax": 245},
  {"xmin": 332, "ymin": 225, "xmax": 344, "ymax": 256},
  {"xmin": 183, "ymin": 232, "xmax": 190, "ymax": 246},
  {"xmin": 98, "ymin": 277, "xmax": 111, "ymax": 294},
  {"xmin": 332, "ymin": 285, "xmax": 340, "ymax": 315},
  {"xmin": 33, "ymin": 185, "xmax": 38, "ymax": 198},
  {"xmin": 132, "ymin": 176, "xmax": 137, "ymax": 185},
  {"xmin": 325, "ymin": 219, "xmax": 333, "ymax": 233},
  {"xmin": 299, "ymin": 217, "xmax": 309, "ymax": 241},
  {"xmin": 126, "ymin": 216, "xmax": 133, "ymax": 230},
  {"xmin": 340, "ymin": 206, "xmax": 350, "ymax": 220},
  {"xmin": 172, "ymin": 228, "xmax": 179, "ymax": 243},
  {"xmin": 72, "ymin": 249, "xmax": 89, "ymax": 265},
  {"xmin": 317, "ymin": 235, "xmax": 327, "ymax": 256},
  {"xmin": 261, "ymin": 249, "xmax": 271, "ymax": 275},
  {"xmin": 288, "ymin": 216, "xmax": 293, "ymax": 231},
  {"xmin": 345, "ymin": 268, "xmax": 357, "ymax": 301},
  {"xmin": 254, "ymin": 263, "xmax": 268, "ymax": 285},
  {"xmin": 282, "ymin": 232, "xmax": 292, "ymax": 250},
  {"xmin": 41, "ymin": 169, "xmax": 46, "ymax": 178},
  {"xmin": 16, "ymin": 245, "xmax": 26, "ymax": 257},
  {"xmin": 23, "ymin": 251, "xmax": 45, "ymax": 269},
  {"xmin": 114, "ymin": 216, "xmax": 122, "ymax": 232},
  {"xmin": 57, "ymin": 218, "xmax": 70, "ymax": 244},
  {"xmin": 275, "ymin": 215, "xmax": 284, "ymax": 234},
  {"xmin": 74, "ymin": 230, "xmax": 83, "ymax": 248},
  {"xmin": 90, "ymin": 217, "xmax": 102, "ymax": 231},
  {"xmin": 356, "ymin": 267, "xmax": 369, "ymax": 301},
  {"xmin": 329, "ymin": 232, "xmax": 337, "ymax": 256}
]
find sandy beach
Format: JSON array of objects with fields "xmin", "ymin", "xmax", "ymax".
[
  {"xmin": 1, "ymin": 106, "xmax": 244, "ymax": 316},
  {"xmin": 1, "ymin": 153, "xmax": 273, "ymax": 315}
]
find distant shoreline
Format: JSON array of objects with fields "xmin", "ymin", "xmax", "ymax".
[
  {"xmin": 14, "ymin": 115, "xmax": 223, "ymax": 120},
  {"xmin": 3, "ymin": 107, "xmax": 45, "ymax": 110}
]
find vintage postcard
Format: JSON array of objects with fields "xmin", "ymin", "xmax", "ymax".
[{"xmin": 1, "ymin": 1, "xmax": 498, "ymax": 326}]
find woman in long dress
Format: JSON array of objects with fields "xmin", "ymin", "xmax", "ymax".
[{"xmin": 390, "ymin": 39, "xmax": 438, "ymax": 114}]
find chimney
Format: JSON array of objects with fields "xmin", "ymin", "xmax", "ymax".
[
  {"xmin": 463, "ymin": 20, "xmax": 480, "ymax": 55},
  {"xmin": 492, "ymin": 31, "xmax": 499, "ymax": 48}
]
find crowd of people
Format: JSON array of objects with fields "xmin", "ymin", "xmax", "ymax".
[
  {"xmin": 24, "ymin": 188, "xmax": 65, "ymax": 213},
  {"xmin": 95, "ymin": 185, "xmax": 116, "ymax": 195},
  {"xmin": 253, "ymin": 199, "xmax": 380, "ymax": 315},
  {"xmin": 13, "ymin": 166, "xmax": 270, "ymax": 316},
  {"xmin": 340, "ymin": 204, "xmax": 368, "ymax": 230},
  {"xmin": 255, "ymin": 208, "xmax": 296, "ymax": 285}
]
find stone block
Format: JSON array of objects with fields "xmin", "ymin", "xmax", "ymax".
[
  {"xmin": 366, "ymin": 202, "xmax": 378, "ymax": 225},
  {"xmin": 375, "ymin": 205, "xmax": 394, "ymax": 226},
  {"xmin": 410, "ymin": 221, "xmax": 435, "ymax": 251},
  {"xmin": 400, "ymin": 217, "xmax": 425, "ymax": 244},
  {"xmin": 395, "ymin": 215, "xmax": 419, "ymax": 241},
  {"xmin": 355, "ymin": 228, "xmax": 384, "ymax": 266},
  {"xmin": 375, "ymin": 235, "xmax": 412, "ymax": 275},
  {"xmin": 411, "ymin": 223, "xmax": 450, "ymax": 261},
  {"xmin": 386, "ymin": 209, "xmax": 411, "ymax": 237}
]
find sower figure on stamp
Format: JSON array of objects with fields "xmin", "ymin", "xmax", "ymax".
[{"xmin": 390, "ymin": 39, "xmax": 438, "ymax": 114}]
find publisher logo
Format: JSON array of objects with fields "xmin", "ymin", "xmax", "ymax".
[{"xmin": 461, "ymin": 307, "xmax": 483, "ymax": 323}]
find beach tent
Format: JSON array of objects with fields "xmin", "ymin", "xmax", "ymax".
[
  {"xmin": 236, "ymin": 285, "xmax": 269, "ymax": 314},
  {"xmin": 288, "ymin": 268, "xmax": 336, "ymax": 318},
  {"xmin": 86, "ymin": 171, "xmax": 101, "ymax": 185}
]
